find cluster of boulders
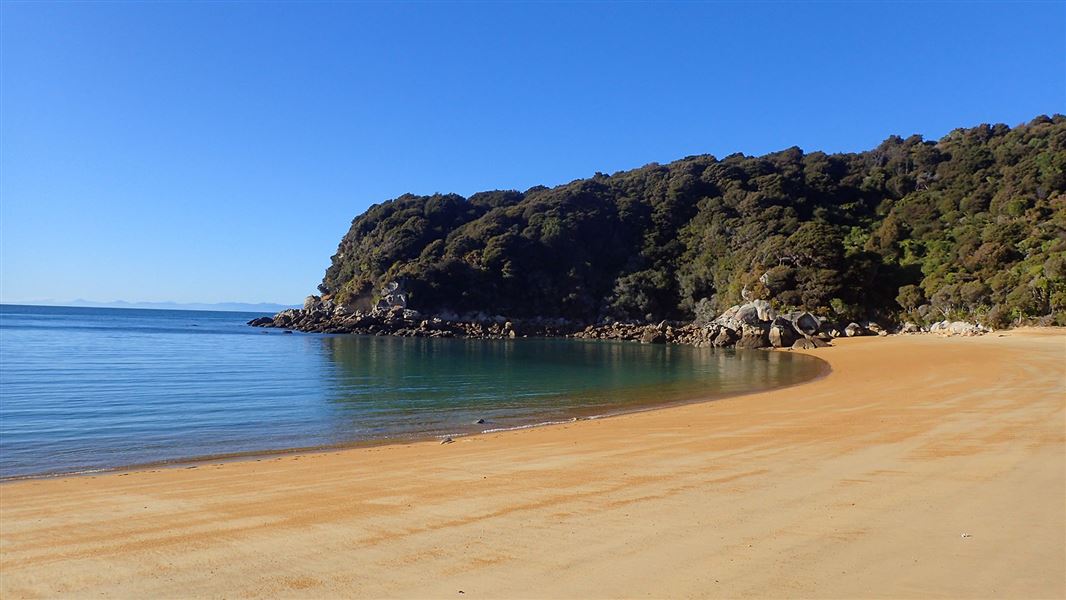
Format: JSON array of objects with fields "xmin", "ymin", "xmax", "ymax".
[
  {"xmin": 701, "ymin": 300, "xmax": 835, "ymax": 350},
  {"xmin": 894, "ymin": 320, "xmax": 991, "ymax": 336},
  {"xmin": 926, "ymin": 320, "xmax": 990, "ymax": 336},
  {"xmin": 570, "ymin": 321, "xmax": 710, "ymax": 345},
  {"xmin": 249, "ymin": 295, "xmax": 988, "ymax": 349},
  {"xmin": 252, "ymin": 306, "xmax": 525, "ymax": 339},
  {"xmin": 569, "ymin": 304, "xmax": 833, "ymax": 350},
  {"xmin": 248, "ymin": 296, "xmax": 578, "ymax": 339}
]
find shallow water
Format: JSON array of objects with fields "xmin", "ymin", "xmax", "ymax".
[{"xmin": 0, "ymin": 304, "xmax": 824, "ymax": 478}]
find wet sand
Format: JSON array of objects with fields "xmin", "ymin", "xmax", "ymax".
[{"xmin": 1, "ymin": 330, "xmax": 1063, "ymax": 598}]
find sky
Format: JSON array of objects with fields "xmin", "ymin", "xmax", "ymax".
[{"xmin": 1, "ymin": 2, "xmax": 1063, "ymax": 305}]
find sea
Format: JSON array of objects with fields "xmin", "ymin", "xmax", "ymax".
[{"xmin": 0, "ymin": 304, "xmax": 825, "ymax": 479}]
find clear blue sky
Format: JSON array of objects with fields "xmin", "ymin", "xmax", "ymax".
[{"xmin": 2, "ymin": 1, "xmax": 1063, "ymax": 305}]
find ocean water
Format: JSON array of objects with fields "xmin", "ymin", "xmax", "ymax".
[{"xmin": 0, "ymin": 304, "xmax": 824, "ymax": 479}]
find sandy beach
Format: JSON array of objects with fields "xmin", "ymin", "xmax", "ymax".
[{"xmin": 1, "ymin": 330, "xmax": 1063, "ymax": 598}]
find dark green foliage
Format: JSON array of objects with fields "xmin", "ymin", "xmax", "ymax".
[{"xmin": 319, "ymin": 115, "xmax": 1066, "ymax": 326}]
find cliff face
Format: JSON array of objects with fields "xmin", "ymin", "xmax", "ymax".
[{"xmin": 317, "ymin": 115, "xmax": 1066, "ymax": 329}]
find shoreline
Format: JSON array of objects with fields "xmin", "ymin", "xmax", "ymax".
[
  {"xmin": 0, "ymin": 347, "xmax": 832, "ymax": 483},
  {"xmin": 2, "ymin": 330, "xmax": 1062, "ymax": 598}
]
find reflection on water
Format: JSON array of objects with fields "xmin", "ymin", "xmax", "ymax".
[
  {"xmin": 318, "ymin": 336, "xmax": 817, "ymax": 436},
  {"xmin": 0, "ymin": 305, "xmax": 824, "ymax": 479}
]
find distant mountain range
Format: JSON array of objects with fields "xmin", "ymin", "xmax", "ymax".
[{"xmin": 4, "ymin": 299, "xmax": 299, "ymax": 313}]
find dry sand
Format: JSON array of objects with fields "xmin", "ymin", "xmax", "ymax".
[{"xmin": 1, "ymin": 330, "xmax": 1064, "ymax": 599}]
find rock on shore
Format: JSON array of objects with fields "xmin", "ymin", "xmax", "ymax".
[
  {"xmin": 250, "ymin": 294, "xmax": 989, "ymax": 349},
  {"xmin": 250, "ymin": 298, "xmax": 916, "ymax": 350}
]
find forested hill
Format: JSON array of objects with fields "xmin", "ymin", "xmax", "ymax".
[{"xmin": 319, "ymin": 115, "xmax": 1066, "ymax": 328}]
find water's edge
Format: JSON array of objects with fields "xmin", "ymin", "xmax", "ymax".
[{"xmin": 1, "ymin": 351, "xmax": 830, "ymax": 483}]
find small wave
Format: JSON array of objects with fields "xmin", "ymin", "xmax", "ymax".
[{"xmin": 479, "ymin": 417, "xmax": 583, "ymax": 434}]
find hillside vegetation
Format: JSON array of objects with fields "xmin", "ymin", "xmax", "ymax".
[{"xmin": 319, "ymin": 115, "xmax": 1066, "ymax": 328}]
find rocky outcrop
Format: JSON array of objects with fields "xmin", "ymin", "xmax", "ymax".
[
  {"xmin": 928, "ymin": 320, "xmax": 989, "ymax": 336},
  {"xmin": 705, "ymin": 302, "xmax": 834, "ymax": 351},
  {"xmin": 249, "ymin": 297, "xmax": 847, "ymax": 351}
]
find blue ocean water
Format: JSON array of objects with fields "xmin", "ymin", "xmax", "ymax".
[{"xmin": 0, "ymin": 304, "xmax": 824, "ymax": 479}]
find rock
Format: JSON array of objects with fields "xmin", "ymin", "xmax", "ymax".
[
  {"xmin": 641, "ymin": 327, "xmax": 667, "ymax": 344},
  {"xmin": 247, "ymin": 316, "xmax": 273, "ymax": 326},
  {"xmin": 440, "ymin": 437, "xmax": 454, "ymax": 445},
  {"xmin": 769, "ymin": 317, "xmax": 797, "ymax": 348},
  {"xmin": 729, "ymin": 300, "xmax": 776, "ymax": 326},
  {"xmin": 474, "ymin": 418, "xmax": 486, "ymax": 424},
  {"xmin": 303, "ymin": 295, "xmax": 320, "ymax": 311},
  {"xmin": 735, "ymin": 303, "xmax": 761, "ymax": 325},
  {"xmin": 844, "ymin": 322, "xmax": 864, "ymax": 337},
  {"xmin": 376, "ymin": 281, "xmax": 408, "ymax": 311},
  {"xmin": 810, "ymin": 336, "xmax": 831, "ymax": 348},
  {"xmin": 900, "ymin": 321, "xmax": 920, "ymax": 334},
  {"xmin": 948, "ymin": 321, "xmax": 974, "ymax": 335},
  {"xmin": 735, "ymin": 324, "xmax": 769, "ymax": 349},
  {"xmin": 938, "ymin": 321, "xmax": 983, "ymax": 336},
  {"xmin": 273, "ymin": 309, "xmax": 297, "ymax": 327},
  {"xmin": 735, "ymin": 335, "xmax": 768, "ymax": 349},
  {"xmin": 712, "ymin": 327, "xmax": 738, "ymax": 348},
  {"xmin": 792, "ymin": 338, "xmax": 817, "ymax": 350},
  {"xmin": 791, "ymin": 312, "xmax": 820, "ymax": 336},
  {"xmin": 753, "ymin": 299, "xmax": 776, "ymax": 322}
]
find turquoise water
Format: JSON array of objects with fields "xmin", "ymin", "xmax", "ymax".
[{"xmin": 0, "ymin": 304, "xmax": 824, "ymax": 479}]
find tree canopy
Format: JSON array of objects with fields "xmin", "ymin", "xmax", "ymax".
[{"xmin": 319, "ymin": 115, "xmax": 1066, "ymax": 328}]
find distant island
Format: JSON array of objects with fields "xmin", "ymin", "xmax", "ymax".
[{"xmin": 260, "ymin": 115, "xmax": 1064, "ymax": 339}]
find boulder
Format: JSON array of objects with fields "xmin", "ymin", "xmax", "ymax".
[
  {"xmin": 303, "ymin": 295, "xmax": 320, "ymax": 311},
  {"xmin": 769, "ymin": 317, "xmax": 797, "ymax": 348},
  {"xmin": 735, "ymin": 324, "xmax": 769, "ymax": 349},
  {"xmin": 734, "ymin": 301, "xmax": 768, "ymax": 325},
  {"xmin": 247, "ymin": 316, "xmax": 273, "ymax": 327},
  {"xmin": 640, "ymin": 327, "xmax": 666, "ymax": 344},
  {"xmin": 844, "ymin": 322, "xmax": 864, "ymax": 337},
  {"xmin": 791, "ymin": 312, "xmax": 820, "ymax": 336},
  {"xmin": 863, "ymin": 320, "xmax": 884, "ymax": 334},
  {"xmin": 273, "ymin": 310, "xmax": 296, "ymax": 327},
  {"xmin": 809, "ymin": 335, "xmax": 831, "ymax": 348},
  {"xmin": 714, "ymin": 305, "xmax": 744, "ymax": 331},
  {"xmin": 712, "ymin": 327, "xmax": 738, "ymax": 348},
  {"xmin": 792, "ymin": 338, "xmax": 817, "ymax": 350},
  {"xmin": 753, "ymin": 299, "xmax": 776, "ymax": 322},
  {"xmin": 941, "ymin": 321, "xmax": 982, "ymax": 336}
]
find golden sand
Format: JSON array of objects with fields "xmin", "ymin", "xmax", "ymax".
[{"xmin": 1, "ymin": 330, "xmax": 1063, "ymax": 598}]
